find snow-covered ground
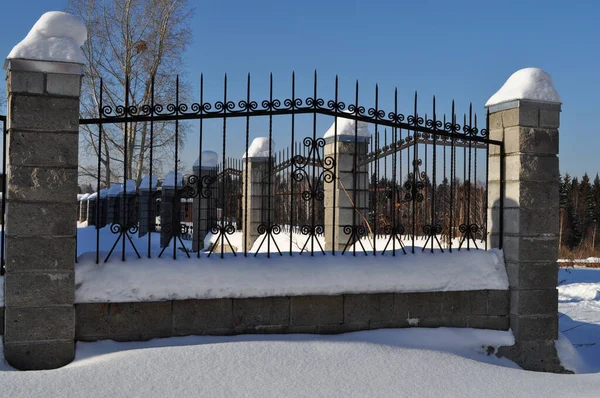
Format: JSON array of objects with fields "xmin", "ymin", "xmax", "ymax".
[
  {"xmin": 0, "ymin": 251, "xmax": 597, "ymax": 396},
  {"xmin": 0, "ymin": 327, "xmax": 599, "ymax": 397},
  {"xmin": 558, "ymin": 267, "xmax": 600, "ymax": 373}
]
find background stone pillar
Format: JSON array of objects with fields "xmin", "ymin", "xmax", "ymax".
[
  {"xmin": 192, "ymin": 162, "xmax": 217, "ymax": 252},
  {"xmin": 242, "ymin": 151, "xmax": 274, "ymax": 253},
  {"xmin": 3, "ymin": 60, "xmax": 82, "ymax": 370},
  {"xmin": 324, "ymin": 137, "xmax": 369, "ymax": 252},
  {"xmin": 486, "ymin": 68, "xmax": 564, "ymax": 372}
]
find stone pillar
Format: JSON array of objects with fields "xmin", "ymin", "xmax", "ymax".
[
  {"xmin": 242, "ymin": 153, "xmax": 274, "ymax": 253},
  {"xmin": 86, "ymin": 195, "xmax": 97, "ymax": 227},
  {"xmin": 160, "ymin": 172, "xmax": 182, "ymax": 248},
  {"xmin": 138, "ymin": 176, "xmax": 157, "ymax": 238},
  {"xmin": 324, "ymin": 137, "xmax": 369, "ymax": 252},
  {"xmin": 192, "ymin": 163, "xmax": 217, "ymax": 252},
  {"xmin": 486, "ymin": 69, "xmax": 564, "ymax": 372},
  {"xmin": 3, "ymin": 60, "xmax": 82, "ymax": 369}
]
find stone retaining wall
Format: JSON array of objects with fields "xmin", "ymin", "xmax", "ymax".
[{"xmin": 72, "ymin": 290, "xmax": 509, "ymax": 342}]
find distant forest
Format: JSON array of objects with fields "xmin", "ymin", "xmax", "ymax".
[{"xmin": 560, "ymin": 173, "xmax": 600, "ymax": 257}]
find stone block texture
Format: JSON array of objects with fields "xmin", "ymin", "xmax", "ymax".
[
  {"xmin": 242, "ymin": 159, "xmax": 275, "ymax": 252},
  {"xmin": 4, "ymin": 68, "xmax": 81, "ymax": 370},
  {"xmin": 73, "ymin": 290, "xmax": 509, "ymax": 342},
  {"xmin": 324, "ymin": 139, "xmax": 369, "ymax": 251},
  {"xmin": 486, "ymin": 100, "xmax": 563, "ymax": 372}
]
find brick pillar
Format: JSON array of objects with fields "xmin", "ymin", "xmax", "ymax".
[
  {"xmin": 3, "ymin": 60, "xmax": 83, "ymax": 369},
  {"xmin": 324, "ymin": 136, "xmax": 369, "ymax": 252},
  {"xmin": 241, "ymin": 143, "xmax": 274, "ymax": 253},
  {"xmin": 192, "ymin": 163, "xmax": 217, "ymax": 252},
  {"xmin": 486, "ymin": 73, "xmax": 565, "ymax": 372}
]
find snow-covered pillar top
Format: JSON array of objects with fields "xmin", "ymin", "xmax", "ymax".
[
  {"xmin": 242, "ymin": 137, "xmax": 275, "ymax": 160},
  {"xmin": 3, "ymin": 11, "xmax": 87, "ymax": 371},
  {"xmin": 486, "ymin": 68, "xmax": 563, "ymax": 372},
  {"xmin": 323, "ymin": 113, "xmax": 371, "ymax": 143},
  {"xmin": 4, "ymin": 11, "xmax": 87, "ymax": 74},
  {"xmin": 485, "ymin": 67, "xmax": 561, "ymax": 113},
  {"xmin": 193, "ymin": 150, "xmax": 219, "ymax": 171}
]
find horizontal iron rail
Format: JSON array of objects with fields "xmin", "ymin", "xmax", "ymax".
[
  {"xmin": 79, "ymin": 108, "xmax": 501, "ymax": 146},
  {"xmin": 358, "ymin": 138, "xmax": 490, "ymax": 167}
]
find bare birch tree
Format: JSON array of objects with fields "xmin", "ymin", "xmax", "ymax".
[{"xmin": 68, "ymin": 0, "xmax": 193, "ymax": 187}]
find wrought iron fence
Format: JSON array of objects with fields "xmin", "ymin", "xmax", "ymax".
[{"xmin": 77, "ymin": 72, "xmax": 503, "ymax": 263}]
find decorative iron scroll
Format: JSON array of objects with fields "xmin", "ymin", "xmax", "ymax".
[{"xmin": 291, "ymin": 137, "xmax": 335, "ymax": 255}]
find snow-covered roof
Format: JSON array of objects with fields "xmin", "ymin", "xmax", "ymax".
[
  {"xmin": 486, "ymin": 68, "xmax": 561, "ymax": 107},
  {"xmin": 323, "ymin": 111, "xmax": 371, "ymax": 139},
  {"xmin": 139, "ymin": 175, "xmax": 158, "ymax": 191},
  {"xmin": 107, "ymin": 180, "xmax": 136, "ymax": 197},
  {"xmin": 193, "ymin": 151, "xmax": 219, "ymax": 168},
  {"xmin": 7, "ymin": 11, "xmax": 87, "ymax": 64},
  {"xmin": 242, "ymin": 137, "xmax": 275, "ymax": 159},
  {"xmin": 162, "ymin": 171, "xmax": 183, "ymax": 188}
]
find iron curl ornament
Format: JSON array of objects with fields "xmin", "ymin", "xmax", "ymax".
[
  {"xmin": 207, "ymin": 224, "xmax": 237, "ymax": 258},
  {"xmin": 403, "ymin": 159, "xmax": 427, "ymax": 203},
  {"xmin": 382, "ymin": 224, "xmax": 407, "ymax": 255},
  {"xmin": 253, "ymin": 223, "xmax": 282, "ymax": 257},
  {"xmin": 422, "ymin": 223, "xmax": 444, "ymax": 253},
  {"xmin": 342, "ymin": 225, "xmax": 368, "ymax": 255},
  {"xmin": 458, "ymin": 223, "xmax": 480, "ymax": 250}
]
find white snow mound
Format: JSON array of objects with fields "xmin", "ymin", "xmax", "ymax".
[
  {"xmin": 486, "ymin": 68, "xmax": 561, "ymax": 107},
  {"xmin": 243, "ymin": 137, "xmax": 275, "ymax": 158},
  {"xmin": 139, "ymin": 175, "xmax": 158, "ymax": 190},
  {"xmin": 193, "ymin": 151, "xmax": 219, "ymax": 168},
  {"xmin": 324, "ymin": 111, "xmax": 371, "ymax": 139},
  {"xmin": 7, "ymin": 11, "xmax": 87, "ymax": 64},
  {"xmin": 162, "ymin": 171, "xmax": 183, "ymax": 188}
]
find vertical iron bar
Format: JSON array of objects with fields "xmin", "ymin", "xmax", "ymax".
[
  {"xmin": 450, "ymin": 101, "xmax": 455, "ymax": 253},
  {"xmin": 393, "ymin": 89, "xmax": 398, "ymax": 255},
  {"xmin": 311, "ymin": 71, "xmax": 317, "ymax": 256},
  {"xmin": 412, "ymin": 92, "xmax": 418, "ymax": 253},
  {"xmin": 289, "ymin": 72, "xmax": 294, "ymax": 256},
  {"xmin": 244, "ymin": 74, "xmax": 250, "ymax": 256},
  {"xmin": 173, "ymin": 75, "xmax": 180, "ymax": 259},
  {"xmin": 353, "ymin": 80, "xmax": 359, "ymax": 256},
  {"xmin": 431, "ymin": 97, "xmax": 437, "ymax": 253},
  {"xmin": 221, "ymin": 74, "xmax": 227, "ymax": 258},
  {"xmin": 467, "ymin": 105, "xmax": 473, "ymax": 250},
  {"xmin": 148, "ymin": 76, "xmax": 155, "ymax": 258},
  {"xmin": 373, "ymin": 85, "xmax": 378, "ymax": 256},
  {"xmin": 95, "ymin": 79, "xmax": 103, "ymax": 264},
  {"xmin": 332, "ymin": 76, "xmax": 339, "ymax": 255},
  {"xmin": 122, "ymin": 75, "xmax": 129, "ymax": 262},
  {"xmin": 196, "ymin": 74, "xmax": 204, "ymax": 258},
  {"xmin": 485, "ymin": 110, "xmax": 490, "ymax": 251},
  {"xmin": 499, "ymin": 142, "xmax": 505, "ymax": 250}
]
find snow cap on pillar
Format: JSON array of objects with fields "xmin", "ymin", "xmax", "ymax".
[
  {"xmin": 485, "ymin": 68, "xmax": 561, "ymax": 109},
  {"xmin": 193, "ymin": 151, "xmax": 219, "ymax": 169},
  {"xmin": 243, "ymin": 137, "xmax": 275, "ymax": 159},
  {"xmin": 4, "ymin": 11, "xmax": 87, "ymax": 74},
  {"xmin": 323, "ymin": 111, "xmax": 371, "ymax": 142}
]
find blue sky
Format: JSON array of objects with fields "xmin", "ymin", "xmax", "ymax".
[{"xmin": 0, "ymin": 0, "xmax": 598, "ymax": 177}]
